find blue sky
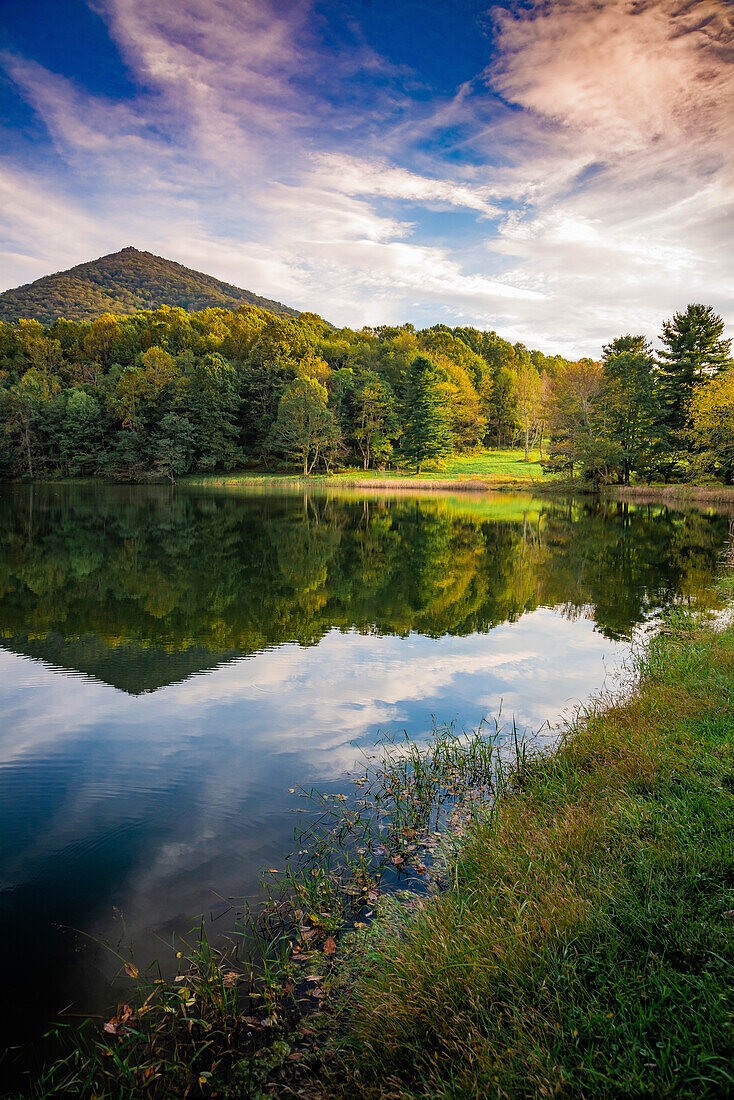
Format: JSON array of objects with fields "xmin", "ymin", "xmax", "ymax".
[{"xmin": 1, "ymin": 0, "xmax": 733, "ymax": 355}]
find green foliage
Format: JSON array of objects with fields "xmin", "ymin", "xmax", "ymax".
[
  {"xmin": 269, "ymin": 376, "xmax": 339, "ymax": 475},
  {"xmin": 0, "ymin": 297, "xmax": 570, "ymax": 481},
  {"xmin": 400, "ymin": 356, "xmax": 453, "ymax": 472},
  {"xmin": 598, "ymin": 334, "xmax": 661, "ymax": 485},
  {"xmin": 544, "ymin": 306, "xmax": 734, "ymax": 486},
  {"xmin": 659, "ymin": 303, "xmax": 733, "ymax": 438}
]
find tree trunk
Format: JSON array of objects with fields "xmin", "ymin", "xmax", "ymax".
[{"xmin": 24, "ymin": 422, "xmax": 34, "ymax": 479}]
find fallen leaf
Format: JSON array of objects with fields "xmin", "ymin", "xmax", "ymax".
[
  {"xmin": 323, "ymin": 936, "xmax": 336, "ymax": 956},
  {"xmin": 391, "ymin": 855, "xmax": 404, "ymax": 866},
  {"xmin": 124, "ymin": 963, "xmax": 139, "ymax": 979},
  {"xmin": 287, "ymin": 1052, "xmax": 303, "ymax": 1062},
  {"xmin": 305, "ymin": 975, "xmax": 324, "ymax": 982}
]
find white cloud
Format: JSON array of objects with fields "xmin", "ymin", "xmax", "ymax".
[
  {"xmin": 311, "ymin": 153, "xmax": 502, "ymax": 216},
  {"xmin": 0, "ymin": 0, "xmax": 733, "ymax": 354}
]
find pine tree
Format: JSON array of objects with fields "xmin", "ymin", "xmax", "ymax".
[
  {"xmin": 400, "ymin": 355, "xmax": 453, "ymax": 473},
  {"xmin": 658, "ymin": 304, "xmax": 732, "ymax": 438},
  {"xmin": 599, "ymin": 335, "xmax": 661, "ymax": 484}
]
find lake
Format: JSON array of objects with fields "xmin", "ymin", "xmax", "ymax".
[{"xmin": 0, "ymin": 483, "xmax": 728, "ymax": 1059}]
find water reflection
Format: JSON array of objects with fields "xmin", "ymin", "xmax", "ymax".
[{"xmin": 0, "ymin": 484, "xmax": 727, "ymax": 1050}]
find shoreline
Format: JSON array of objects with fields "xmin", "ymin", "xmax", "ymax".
[
  {"xmin": 318, "ymin": 581, "xmax": 734, "ymax": 1097},
  {"xmin": 607, "ymin": 483, "xmax": 734, "ymax": 507}
]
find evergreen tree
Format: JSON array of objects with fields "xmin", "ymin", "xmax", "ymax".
[
  {"xmin": 658, "ymin": 304, "xmax": 732, "ymax": 440},
  {"xmin": 400, "ymin": 356, "xmax": 453, "ymax": 472}
]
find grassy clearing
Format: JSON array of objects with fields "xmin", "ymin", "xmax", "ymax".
[
  {"xmin": 182, "ymin": 448, "xmax": 547, "ymax": 489},
  {"xmin": 330, "ymin": 449, "xmax": 546, "ymax": 482},
  {"xmin": 322, "ymin": 604, "xmax": 734, "ymax": 1098}
]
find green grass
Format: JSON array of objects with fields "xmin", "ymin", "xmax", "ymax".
[
  {"xmin": 182, "ymin": 448, "xmax": 547, "ymax": 488},
  {"xmin": 330, "ymin": 449, "xmax": 546, "ymax": 482},
  {"xmin": 323, "ymin": 603, "xmax": 734, "ymax": 1098}
]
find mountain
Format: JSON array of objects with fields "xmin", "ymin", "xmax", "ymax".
[{"xmin": 0, "ymin": 247, "xmax": 300, "ymax": 324}]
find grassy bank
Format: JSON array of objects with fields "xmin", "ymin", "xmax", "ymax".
[{"xmin": 323, "ymin": 592, "xmax": 734, "ymax": 1098}]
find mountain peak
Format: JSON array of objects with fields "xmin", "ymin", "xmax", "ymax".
[{"xmin": 0, "ymin": 248, "xmax": 299, "ymax": 324}]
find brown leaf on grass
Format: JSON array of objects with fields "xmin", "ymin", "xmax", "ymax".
[
  {"xmin": 103, "ymin": 1004, "xmax": 135, "ymax": 1036},
  {"xmin": 222, "ymin": 972, "xmax": 239, "ymax": 988},
  {"xmin": 323, "ymin": 936, "xmax": 336, "ymax": 956},
  {"xmin": 124, "ymin": 962, "xmax": 139, "ymax": 979},
  {"xmin": 391, "ymin": 855, "xmax": 404, "ymax": 865},
  {"xmin": 305, "ymin": 974, "xmax": 324, "ymax": 982},
  {"xmin": 284, "ymin": 977, "xmax": 295, "ymax": 995}
]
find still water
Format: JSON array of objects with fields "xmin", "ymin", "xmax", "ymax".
[{"xmin": 0, "ymin": 484, "xmax": 728, "ymax": 1054}]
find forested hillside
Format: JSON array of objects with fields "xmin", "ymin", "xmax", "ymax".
[
  {"xmin": 0, "ymin": 304, "xmax": 567, "ymax": 480},
  {"xmin": 0, "ymin": 296, "xmax": 730, "ymax": 484},
  {"xmin": 0, "ymin": 248, "xmax": 299, "ymax": 324}
]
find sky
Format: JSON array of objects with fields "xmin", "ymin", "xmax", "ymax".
[{"xmin": 1, "ymin": 0, "xmax": 733, "ymax": 356}]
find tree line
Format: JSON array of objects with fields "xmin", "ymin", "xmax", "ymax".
[
  {"xmin": 544, "ymin": 304, "xmax": 733, "ymax": 484},
  {"xmin": 0, "ymin": 307, "xmax": 567, "ymax": 480},
  {"xmin": 0, "ymin": 301, "xmax": 730, "ymax": 483}
]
